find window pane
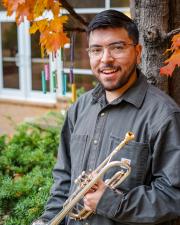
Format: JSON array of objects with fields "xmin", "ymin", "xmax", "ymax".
[
  {"xmin": 66, "ymin": 74, "xmax": 97, "ymax": 93},
  {"xmin": 64, "ymin": 32, "xmax": 90, "ymax": 69},
  {"xmin": 64, "ymin": 14, "xmax": 95, "ymax": 69},
  {"xmin": 66, "ymin": 0, "xmax": 105, "ymax": 8},
  {"xmin": 31, "ymin": 63, "xmax": 50, "ymax": 91},
  {"xmin": 1, "ymin": 23, "xmax": 19, "ymax": 89},
  {"xmin": 31, "ymin": 32, "xmax": 50, "ymax": 91},
  {"xmin": 111, "ymin": 0, "xmax": 129, "ymax": 7},
  {"xmin": 31, "ymin": 31, "xmax": 41, "ymax": 58}
]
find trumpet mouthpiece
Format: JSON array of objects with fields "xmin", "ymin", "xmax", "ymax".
[{"xmin": 125, "ymin": 132, "xmax": 135, "ymax": 141}]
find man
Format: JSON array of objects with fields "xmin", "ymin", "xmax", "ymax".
[{"xmin": 32, "ymin": 10, "xmax": 180, "ymax": 225}]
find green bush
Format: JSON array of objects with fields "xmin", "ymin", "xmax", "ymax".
[{"xmin": 0, "ymin": 111, "xmax": 65, "ymax": 225}]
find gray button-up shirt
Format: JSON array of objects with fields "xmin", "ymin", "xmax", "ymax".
[{"xmin": 41, "ymin": 71, "xmax": 180, "ymax": 225}]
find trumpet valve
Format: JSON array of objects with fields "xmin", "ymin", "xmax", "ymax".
[{"xmin": 74, "ymin": 171, "xmax": 89, "ymax": 185}]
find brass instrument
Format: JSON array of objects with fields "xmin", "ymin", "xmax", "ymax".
[{"xmin": 48, "ymin": 132, "xmax": 135, "ymax": 225}]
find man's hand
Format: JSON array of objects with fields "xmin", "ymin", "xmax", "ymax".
[{"xmin": 83, "ymin": 175, "xmax": 106, "ymax": 212}]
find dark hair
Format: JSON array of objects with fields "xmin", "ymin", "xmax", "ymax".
[{"xmin": 87, "ymin": 9, "xmax": 139, "ymax": 44}]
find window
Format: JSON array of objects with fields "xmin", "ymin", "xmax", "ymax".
[
  {"xmin": 1, "ymin": 22, "xmax": 19, "ymax": 89},
  {"xmin": 66, "ymin": 0, "xmax": 105, "ymax": 8},
  {"xmin": 111, "ymin": 0, "xmax": 129, "ymax": 7},
  {"xmin": 31, "ymin": 32, "xmax": 50, "ymax": 92}
]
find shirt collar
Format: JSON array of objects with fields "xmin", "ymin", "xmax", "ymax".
[{"xmin": 91, "ymin": 70, "xmax": 148, "ymax": 109}]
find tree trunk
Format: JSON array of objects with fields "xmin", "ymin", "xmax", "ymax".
[
  {"xmin": 130, "ymin": 0, "xmax": 180, "ymax": 105},
  {"xmin": 168, "ymin": 0, "xmax": 180, "ymax": 105}
]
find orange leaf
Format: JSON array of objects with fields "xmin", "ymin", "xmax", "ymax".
[
  {"xmin": 160, "ymin": 49, "xmax": 180, "ymax": 76},
  {"xmin": 3, "ymin": 0, "xmax": 69, "ymax": 55},
  {"xmin": 49, "ymin": 16, "xmax": 68, "ymax": 32},
  {"xmin": 51, "ymin": 1, "xmax": 61, "ymax": 17},
  {"xmin": 160, "ymin": 33, "xmax": 180, "ymax": 77},
  {"xmin": 171, "ymin": 33, "xmax": 180, "ymax": 51},
  {"xmin": 33, "ymin": 0, "xmax": 47, "ymax": 18},
  {"xmin": 40, "ymin": 30, "xmax": 69, "ymax": 55},
  {"xmin": 30, "ymin": 19, "xmax": 48, "ymax": 34},
  {"xmin": 46, "ymin": 0, "xmax": 54, "ymax": 9},
  {"xmin": 3, "ymin": 0, "xmax": 25, "ymax": 16},
  {"xmin": 16, "ymin": 3, "xmax": 33, "ymax": 24}
]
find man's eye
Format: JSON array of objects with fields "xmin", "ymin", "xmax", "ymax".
[
  {"xmin": 92, "ymin": 48, "xmax": 102, "ymax": 53},
  {"xmin": 113, "ymin": 45, "xmax": 124, "ymax": 50}
]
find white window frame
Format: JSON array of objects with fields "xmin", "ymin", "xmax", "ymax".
[{"xmin": 0, "ymin": 12, "xmax": 56, "ymax": 103}]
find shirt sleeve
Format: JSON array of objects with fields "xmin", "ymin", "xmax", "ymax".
[
  {"xmin": 40, "ymin": 111, "xmax": 73, "ymax": 224},
  {"xmin": 96, "ymin": 112, "xmax": 180, "ymax": 224}
]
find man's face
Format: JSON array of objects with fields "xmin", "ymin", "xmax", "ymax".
[{"xmin": 88, "ymin": 28, "xmax": 142, "ymax": 91}]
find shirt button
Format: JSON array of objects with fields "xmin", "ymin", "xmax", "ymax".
[
  {"xmin": 100, "ymin": 112, "xmax": 105, "ymax": 116},
  {"xmin": 94, "ymin": 140, "xmax": 98, "ymax": 144}
]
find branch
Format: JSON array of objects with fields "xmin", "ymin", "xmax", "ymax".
[
  {"xmin": 64, "ymin": 26, "xmax": 86, "ymax": 32},
  {"xmin": 60, "ymin": 0, "xmax": 89, "ymax": 28},
  {"xmin": 162, "ymin": 27, "xmax": 180, "ymax": 40}
]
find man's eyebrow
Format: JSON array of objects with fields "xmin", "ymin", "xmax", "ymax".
[
  {"xmin": 89, "ymin": 41, "xmax": 126, "ymax": 48},
  {"xmin": 89, "ymin": 44, "xmax": 102, "ymax": 48},
  {"xmin": 108, "ymin": 41, "xmax": 126, "ymax": 46}
]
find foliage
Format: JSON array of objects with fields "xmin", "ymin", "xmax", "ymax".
[
  {"xmin": 160, "ymin": 33, "xmax": 180, "ymax": 76},
  {"xmin": 76, "ymin": 86, "xmax": 86, "ymax": 98},
  {"xmin": 0, "ymin": 111, "xmax": 65, "ymax": 225},
  {"xmin": 2, "ymin": 0, "xmax": 69, "ymax": 56}
]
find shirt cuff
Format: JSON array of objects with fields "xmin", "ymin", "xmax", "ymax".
[{"xmin": 96, "ymin": 186, "xmax": 124, "ymax": 218}]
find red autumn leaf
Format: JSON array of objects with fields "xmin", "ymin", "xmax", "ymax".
[
  {"xmin": 51, "ymin": 1, "xmax": 61, "ymax": 17},
  {"xmin": 3, "ymin": 0, "xmax": 70, "ymax": 55},
  {"xmin": 160, "ymin": 33, "xmax": 180, "ymax": 77},
  {"xmin": 30, "ymin": 19, "xmax": 49, "ymax": 34},
  {"xmin": 3, "ymin": 0, "xmax": 26, "ymax": 16},
  {"xmin": 16, "ymin": 3, "xmax": 33, "ymax": 24},
  {"xmin": 171, "ymin": 33, "xmax": 180, "ymax": 50},
  {"xmin": 49, "ymin": 16, "xmax": 68, "ymax": 32},
  {"xmin": 40, "ymin": 30, "xmax": 69, "ymax": 55}
]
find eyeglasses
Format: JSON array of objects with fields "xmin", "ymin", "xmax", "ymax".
[{"xmin": 86, "ymin": 42, "xmax": 136, "ymax": 59}]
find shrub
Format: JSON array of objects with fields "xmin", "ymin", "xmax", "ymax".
[{"xmin": 0, "ymin": 111, "xmax": 65, "ymax": 225}]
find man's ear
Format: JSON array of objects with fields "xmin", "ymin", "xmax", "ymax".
[{"xmin": 135, "ymin": 44, "xmax": 142, "ymax": 65}]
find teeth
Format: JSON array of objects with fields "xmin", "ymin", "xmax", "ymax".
[{"xmin": 102, "ymin": 69, "xmax": 116, "ymax": 74}]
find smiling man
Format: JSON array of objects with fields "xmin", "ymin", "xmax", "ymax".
[
  {"xmin": 32, "ymin": 10, "xmax": 180, "ymax": 225},
  {"xmin": 87, "ymin": 27, "xmax": 141, "ymax": 102}
]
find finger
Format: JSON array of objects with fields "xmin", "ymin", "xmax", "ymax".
[
  {"xmin": 83, "ymin": 196, "xmax": 92, "ymax": 211},
  {"xmin": 86, "ymin": 184, "xmax": 98, "ymax": 193}
]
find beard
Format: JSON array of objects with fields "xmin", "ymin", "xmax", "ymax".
[{"xmin": 96, "ymin": 63, "xmax": 137, "ymax": 91}]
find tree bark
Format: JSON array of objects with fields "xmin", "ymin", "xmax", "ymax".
[
  {"xmin": 168, "ymin": 0, "xmax": 180, "ymax": 105},
  {"xmin": 130, "ymin": 0, "xmax": 180, "ymax": 105}
]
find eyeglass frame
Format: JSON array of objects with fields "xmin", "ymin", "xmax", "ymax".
[{"xmin": 86, "ymin": 41, "xmax": 137, "ymax": 59}]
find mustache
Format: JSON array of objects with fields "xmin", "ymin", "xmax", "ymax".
[{"xmin": 99, "ymin": 64, "xmax": 120, "ymax": 72}]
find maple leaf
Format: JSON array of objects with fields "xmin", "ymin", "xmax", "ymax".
[
  {"xmin": 46, "ymin": 0, "xmax": 54, "ymax": 9},
  {"xmin": 51, "ymin": 1, "xmax": 61, "ymax": 17},
  {"xmin": 30, "ymin": 19, "xmax": 49, "ymax": 34},
  {"xmin": 40, "ymin": 30, "xmax": 69, "ymax": 55},
  {"xmin": 160, "ymin": 49, "xmax": 180, "ymax": 76},
  {"xmin": 33, "ymin": 0, "xmax": 47, "ymax": 18},
  {"xmin": 3, "ymin": 0, "xmax": 69, "ymax": 55},
  {"xmin": 16, "ymin": 3, "xmax": 33, "ymax": 24},
  {"xmin": 3, "ymin": 0, "xmax": 26, "ymax": 16},
  {"xmin": 160, "ymin": 33, "xmax": 180, "ymax": 77},
  {"xmin": 49, "ymin": 16, "xmax": 68, "ymax": 32}
]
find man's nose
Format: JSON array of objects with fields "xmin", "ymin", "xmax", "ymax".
[{"xmin": 100, "ymin": 48, "xmax": 114, "ymax": 63}]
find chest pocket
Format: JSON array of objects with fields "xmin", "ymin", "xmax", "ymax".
[{"xmin": 104, "ymin": 134, "xmax": 149, "ymax": 191}]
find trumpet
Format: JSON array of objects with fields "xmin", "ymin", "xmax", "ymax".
[{"xmin": 48, "ymin": 132, "xmax": 135, "ymax": 225}]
